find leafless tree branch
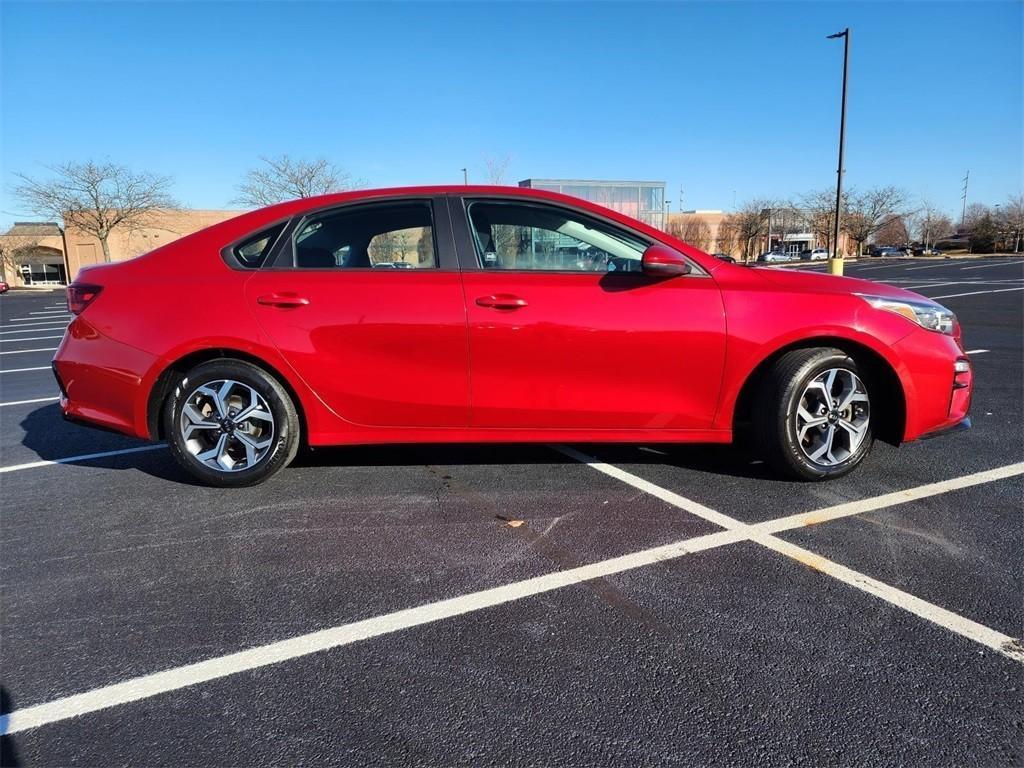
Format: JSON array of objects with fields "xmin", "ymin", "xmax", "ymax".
[
  {"xmin": 233, "ymin": 155, "xmax": 365, "ymax": 207},
  {"xmin": 13, "ymin": 160, "xmax": 176, "ymax": 262}
]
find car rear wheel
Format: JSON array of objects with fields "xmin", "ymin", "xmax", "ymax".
[
  {"xmin": 753, "ymin": 348, "xmax": 873, "ymax": 480},
  {"xmin": 163, "ymin": 359, "xmax": 300, "ymax": 487}
]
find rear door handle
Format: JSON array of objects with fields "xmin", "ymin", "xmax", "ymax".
[
  {"xmin": 257, "ymin": 293, "xmax": 310, "ymax": 308},
  {"xmin": 475, "ymin": 294, "xmax": 528, "ymax": 310}
]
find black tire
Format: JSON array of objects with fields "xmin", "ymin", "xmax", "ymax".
[
  {"xmin": 753, "ymin": 347, "xmax": 873, "ymax": 481},
  {"xmin": 163, "ymin": 359, "xmax": 300, "ymax": 487}
]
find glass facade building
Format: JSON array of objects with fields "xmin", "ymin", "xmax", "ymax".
[{"xmin": 518, "ymin": 179, "xmax": 667, "ymax": 230}]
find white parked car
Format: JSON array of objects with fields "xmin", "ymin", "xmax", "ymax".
[
  {"xmin": 758, "ymin": 250, "xmax": 796, "ymax": 263},
  {"xmin": 808, "ymin": 248, "xmax": 829, "ymax": 261}
]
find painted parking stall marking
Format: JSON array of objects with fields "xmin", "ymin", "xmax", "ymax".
[
  {"xmin": 560, "ymin": 448, "xmax": 1024, "ymax": 662},
  {"xmin": 0, "ymin": 444, "xmax": 166, "ymax": 474},
  {"xmin": 0, "ymin": 365, "xmax": 53, "ymax": 374},
  {"xmin": 0, "ymin": 396, "xmax": 58, "ymax": 407},
  {"xmin": 1, "ymin": 456, "xmax": 1021, "ymax": 735},
  {"xmin": 928, "ymin": 287, "xmax": 1024, "ymax": 300},
  {"xmin": 0, "ymin": 347, "xmax": 59, "ymax": 355}
]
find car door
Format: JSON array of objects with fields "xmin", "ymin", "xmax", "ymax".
[
  {"xmin": 244, "ymin": 197, "xmax": 470, "ymax": 428},
  {"xmin": 451, "ymin": 196, "xmax": 727, "ymax": 431}
]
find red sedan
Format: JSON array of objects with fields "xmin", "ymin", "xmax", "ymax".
[{"xmin": 52, "ymin": 186, "xmax": 972, "ymax": 486}]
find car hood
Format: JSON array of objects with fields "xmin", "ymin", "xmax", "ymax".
[{"xmin": 751, "ymin": 266, "xmax": 932, "ymax": 303}]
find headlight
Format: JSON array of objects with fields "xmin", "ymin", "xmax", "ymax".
[{"xmin": 858, "ymin": 294, "xmax": 957, "ymax": 335}]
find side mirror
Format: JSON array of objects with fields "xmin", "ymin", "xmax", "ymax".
[{"xmin": 641, "ymin": 244, "xmax": 691, "ymax": 277}]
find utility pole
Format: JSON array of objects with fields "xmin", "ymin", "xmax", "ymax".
[
  {"xmin": 679, "ymin": 186, "xmax": 684, "ymax": 212},
  {"xmin": 827, "ymin": 28, "xmax": 850, "ymax": 276},
  {"xmin": 960, "ymin": 170, "xmax": 969, "ymax": 228}
]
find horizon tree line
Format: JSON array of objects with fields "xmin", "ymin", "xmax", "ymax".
[{"xmin": 5, "ymin": 157, "xmax": 1022, "ymax": 267}]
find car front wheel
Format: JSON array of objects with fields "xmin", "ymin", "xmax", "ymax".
[
  {"xmin": 164, "ymin": 359, "xmax": 300, "ymax": 487},
  {"xmin": 753, "ymin": 347, "xmax": 873, "ymax": 480}
]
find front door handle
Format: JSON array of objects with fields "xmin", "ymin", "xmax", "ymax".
[
  {"xmin": 257, "ymin": 293, "xmax": 310, "ymax": 308},
  {"xmin": 475, "ymin": 294, "xmax": 528, "ymax": 310}
]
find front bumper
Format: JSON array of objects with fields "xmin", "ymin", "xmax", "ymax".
[
  {"xmin": 893, "ymin": 327, "xmax": 973, "ymax": 442},
  {"xmin": 919, "ymin": 415, "xmax": 972, "ymax": 440}
]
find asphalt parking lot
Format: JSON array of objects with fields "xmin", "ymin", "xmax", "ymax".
[{"xmin": 1, "ymin": 257, "xmax": 1022, "ymax": 766}]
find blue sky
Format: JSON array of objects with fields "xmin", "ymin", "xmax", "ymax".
[{"xmin": 2, "ymin": 1, "xmax": 1020, "ymax": 226}]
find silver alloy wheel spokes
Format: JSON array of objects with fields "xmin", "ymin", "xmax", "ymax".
[
  {"xmin": 795, "ymin": 367, "xmax": 870, "ymax": 467},
  {"xmin": 180, "ymin": 379, "xmax": 275, "ymax": 472}
]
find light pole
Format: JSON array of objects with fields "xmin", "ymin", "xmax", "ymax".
[
  {"xmin": 827, "ymin": 28, "xmax": 850, "ymax": 275},
  {"xmin": 461, "ymin": 168, "xmax": 468, "ymax": 185},
  {"xmin": 664, "ymin": 201, "xmax": 671, "ymax": 231}
]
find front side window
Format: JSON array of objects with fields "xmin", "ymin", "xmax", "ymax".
[
  {"xmin": 466, "ymin": 201, "xmax": 647, "ymax": 272},
  {"xmin": 293, "ymin": 203, "xmax": 436, "ymax": 269}
]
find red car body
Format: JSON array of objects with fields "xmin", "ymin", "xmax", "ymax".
[{"xmin": 53, "ymin": 186, "xmax": 972, "ymax": 454}]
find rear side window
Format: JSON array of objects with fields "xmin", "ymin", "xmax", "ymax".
[
  {"xmin": 232, "ymin": 224, "xmax": 285, "ymax": 268},
  {"xmin": 292, "ymin": 202, "xmax": 436, "ymax": 269}
]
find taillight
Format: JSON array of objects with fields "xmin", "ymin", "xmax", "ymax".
[{"xmin": 67, "ymin": 283, "xmax": 102, "ymax": 315}]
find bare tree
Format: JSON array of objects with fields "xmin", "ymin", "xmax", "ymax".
[
  {"xmin": 0, "ymin": 233, "xmax": 40, "ymax": 282},
  {"xmin": 14, "ymin": 160, "xmax": 176, "ymax": 262},
  {"xmin": 482, "ymin": 154, "xmax": 511, "ymax": 185},
  {"xmin": 999, "ymin": 193, "xmax": 1024, "ymax": 252},
  {"xmin": 874, "ymin": 216, "xmax": 910, "ymax": 246},
  {"xmin": 843, "ymin": 187, "xmax": 910, "ymax": 256},
  {"xmin": 910, "ymin": 201, "xmax": 953, "ymax": 249},
  {"xmin": 962, "ymin": 202, "xmax": 990, "ymax": 231},
  {"xmin": 801, "ymin": 188, "xmax": 848, "ymax": 253},
  {"xmin": 234, "ymin": 155, "xmax": 364, "ymax": 207},
  {"xmin": 723, "ymin": 199, "xmax": 772, "ymax": 262},
  {"xmin": 669, "ymin": 216, "xmax": 712, "ymax": 251}
]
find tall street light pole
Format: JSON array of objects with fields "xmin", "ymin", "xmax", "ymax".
[
  {"xmin": 827, "ymin": 28, "xmax": 850, "ymax": 276},
  {"xmin": 461, "ymin": 168, "xmax": 468, "ymax": 185}
]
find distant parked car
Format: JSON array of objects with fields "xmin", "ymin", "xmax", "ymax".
[
  {"xmin": 758, "ymin": 250, "xmax": 796, "ymax": 263},
  {"xmin": 713, "ymin": 253, "xmax": 736, "ymax": 263},
  {"xmin": 806, "ymin": 248, "xmax": 829, "ymax": 261},
  {"xmin": 0, "ymin": 281, "xmax": 8, "ymax": 294},
  {"xmin": 872, "ymin": 246, "xmax": 908, "ymax": 258},
  {"xmin": 913, "ymin": 245, "xmax": 942, "ymax": 256}
]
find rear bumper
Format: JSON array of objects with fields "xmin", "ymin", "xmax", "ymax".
[{"xmin": 52, "ymin": 318, "xmax": 155, "ymax": 439}]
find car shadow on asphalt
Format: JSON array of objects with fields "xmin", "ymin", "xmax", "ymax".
[{"xmin": 17, "ymin": 404, "xmax": 777, "ymax": 484}]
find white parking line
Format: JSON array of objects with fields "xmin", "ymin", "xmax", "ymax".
[
  {"xmin": 960, "ymin": 260, "xmax": 1024, "ymax": 270},
  {"xmin": 928, "ymin": 287, "xmax": 1024, "ymax": 300},
  {"xmin": 0, "ymin": 396, "xmax": 59, "ymax": 407},
  {"xmin": 965, "ymin": 349, "xmax": 990, "ymax": 354},
  {"xmin": 0, "ymin": 335, "xmax": 63, "ymax": 343},
  {"xmin": 848, "ymin": 264, "xmax": 905, "ymax": 272},
  {"xmin": 904, "ymin": 262, "xmax": 961, "ymax": 271},
  {"xmin": 0, "ymin": 365, "xmax": 52, "ymax": 373},
  {"xmin": 0, "ymin": 319, "xmax": 70, "ymax": 329},
  {"xmin": 0, "ymin": 444, "xmax": 166, "ymax": 474},
  {"xmin": 28, "ymin": 310, "xmax": 70, "ymax": 316},
  {"xmin": 0, "ymin": 347, "xmax": 58, "ymax": 355},
  {"xmin": 0, "ymin": 325, "xmax": 67, "ymax": 335},
  {"xmin": 1, "ymin": 458, "xmax": 1020, "ymax": 735},
  {"xmin": 561, "ymin": 448, "xmax": 1024, "ymax": 663},
  {"xmin": 4, "ymin": 316, "xmax": 69, "ymax": 323}
]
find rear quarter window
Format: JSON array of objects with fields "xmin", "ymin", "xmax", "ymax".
[{"xmin": 229, "ymin": 223, "xmax": 286, "ymax": 268}]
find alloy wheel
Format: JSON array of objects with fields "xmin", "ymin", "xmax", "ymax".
[
  {"xmin": 794, "ymin": 368, "xmax": 870, "ymax": 467},
  {"xmin": 179, "ymin": 379, "xmax": 275, "ymax": 472}
]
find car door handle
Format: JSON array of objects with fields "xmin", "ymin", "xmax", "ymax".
[
  {"xmin": 257, "ymin": 293, "xmax": 310, "ymax": 308},
  {"xmin": 475, "ymin": 294, "xmax": 528, "ymax": 310}
]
